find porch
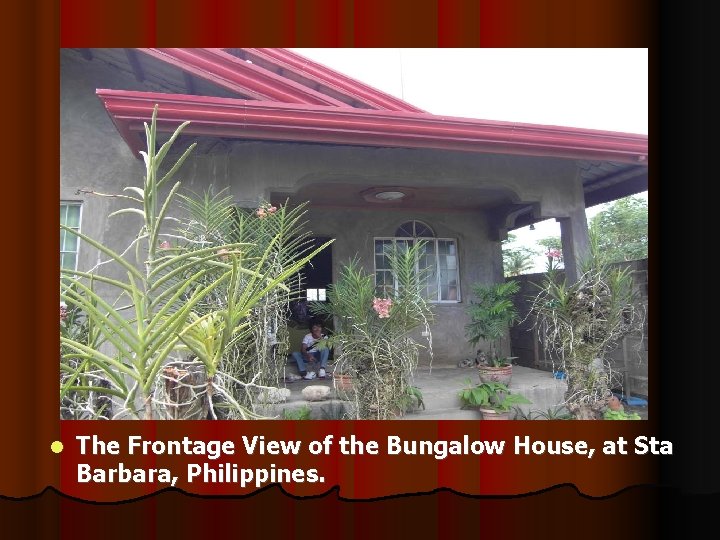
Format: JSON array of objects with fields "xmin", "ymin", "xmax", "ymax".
[{"xmin": 257, "ymin": 363, "xmax": 568, "ymax": 420}]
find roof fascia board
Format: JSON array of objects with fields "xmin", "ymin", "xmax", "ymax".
[
  {"xmin": 138, "ymin": 48, "xmax": 351, "ymax": 107},
  {"xmin": 97, "ymin": 89, "xmax": 648, "ymax": 164}
]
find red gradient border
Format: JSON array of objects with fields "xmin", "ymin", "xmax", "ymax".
[{"xmin": 3, "ymin": 0, "xmax": 657, "ymax": 532}]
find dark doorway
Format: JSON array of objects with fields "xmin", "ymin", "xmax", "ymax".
[
  {"xmin": 301, "ymin": 236, "xmax": 333, "ymax": 299},
  {"xmin": 288, "ymin": 237, "xmax": 334, "ymax": 331}
]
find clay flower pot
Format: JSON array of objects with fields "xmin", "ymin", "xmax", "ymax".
[
  {"xmin": 477, "ymin": 364, "xmax": 513, "ymax": 386},
  {"xmin": 478, "ymin": 407, "xmax": 511, "ymax": 420},
  {"xmin": 333, "ymin": 373, "xmax": 354, "ymax": 400}
]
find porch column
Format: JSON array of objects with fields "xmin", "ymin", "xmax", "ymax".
[{"xmin": 557, "ymin": 207, "xmax": 589, "ymax": 283}]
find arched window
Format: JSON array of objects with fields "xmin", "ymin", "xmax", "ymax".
[
  {"xmin": 395, "ymin": 220, "xmax": 435, "ymax": 238},
  {"xmin": 375, "ymin": 221, "xmax": 460, "ymax": 302}
]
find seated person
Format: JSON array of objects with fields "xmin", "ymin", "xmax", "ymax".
[{"xmin": 291, "ymin": 322, "xmax": 329, "ymax": 380}]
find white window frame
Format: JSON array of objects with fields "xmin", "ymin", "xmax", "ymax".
[
  {"xmin": 60, "ymin": 201, "xmax": 83, "ymax": 272},
  {"xmin": 374, "ymin": 235, "xmax": 461, "ymax": 304}
]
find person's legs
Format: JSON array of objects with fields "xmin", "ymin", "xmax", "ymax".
[
  {"xmin": 292, "ymin": 351, "xmax": 307, "ymax": 374},
  {"xmin": 317, "ymin": 348, "xmax": 329, "ymax": 368},
  {"xmin": 313, "ymin": 349, "xmax": 329, "ymax": 378}
]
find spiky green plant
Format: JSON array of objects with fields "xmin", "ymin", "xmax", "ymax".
[
  {"xmin": 60, "ymin": 106, "xmax": 331, "ymax": 419},
  {"xmin": 176, "ymin": 191, "xmax": 320, "ymax": 414},
  {"xmin": 311, "ymin": 242, "xmax": 433, "ymax": 419}
]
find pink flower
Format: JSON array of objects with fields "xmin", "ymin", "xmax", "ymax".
[
  {"xmin": 159, "ymin": 240, "xmax": 171, "ymax": 249},
  {"xmin": 373, "ymin": 297, "xmax": 393, "ymax": 318},
  {"xmin": 546, "ymin": 249, "xmax": 562, "ymax": 260},
  {"xmin": 60, "ymin": 303, "xmax": 68, "ymax": 322},
  {"xmin": 256, "ymin": 203, "xmax": 278, "ymax": 218}
]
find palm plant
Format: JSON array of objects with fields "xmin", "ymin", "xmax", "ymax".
[
  {"xmin": 503, "ymin": 249, "xmax": 536, "ymax": 277},
  {"xmin": 60, "ymin": 106, "xmax": 331, "ymax": 419},
  {"xmin": 465, "ymin": 281, "xmax": 520, "ymax": 367},
  {"xmin": 311, "ymin": 242, "xmax": 434, "ymax": 419}
]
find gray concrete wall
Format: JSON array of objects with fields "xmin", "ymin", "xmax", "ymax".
[
  {"xmin": 508, "ymin": 259, "xmax": 649, "ymax": 397},
  {"xmin": 61, "ymin": 50, "xmax": 593, "ymax": 368}
]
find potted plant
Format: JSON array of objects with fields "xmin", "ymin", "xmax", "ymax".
[
  {"xmin": 465, "ymin": 280, "xmax": 520, "ymax": 385},
  {"xmin": 602, "ymin": 395, "xmax": 641, "ymax": 420},
  {"xmin": 458, "ymin": 379, "xmax": 531, "ymax": 420}
]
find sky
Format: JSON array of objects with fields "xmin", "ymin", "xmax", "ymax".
[{"xmin": 291, "ymin": 49, "xmax": 648, "ymax": 271}]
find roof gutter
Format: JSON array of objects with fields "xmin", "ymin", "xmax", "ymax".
[{"xmin": 97, "ymin": 89, "xmax": 649, "ymax": 164}]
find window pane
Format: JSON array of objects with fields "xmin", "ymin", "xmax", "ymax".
[
  {"xmin": 415, "ymin": 222, "xmax": 434, "ymax": 237},
  {"xmin": 64, "ymin": 232, "xmax": 79, "ymax": 252},
  {"xmin": 440, "ymin": 268, "xmax": 459, "ymax": 301},
  {"xmin": 438, "ymin": 240, "xmax": 457, "ymax": 270},
  {"xmin": 61, "ymin": 253, "xmax": 77, "ymax": 270},
  {"xmin": 375, "ymin": 239, "xmax": 392, "ymax": 255},
  {"xmin": 375, "ymin": 270, "xmax": 394, "ymax": 295},
  {"xmin": 375, "ymin": 254, "xmax": 389, "ymax": 270},
  {"xmin": 64, "ymin": 205, "xmax": 81, "ymax": 228},
  {"xmin": 395, "ymin": 222, "xmax": 414, "ymax": 237},
  {"xmin": 60, "ymin": 229, "xmax": 65, "ymax": 251}
]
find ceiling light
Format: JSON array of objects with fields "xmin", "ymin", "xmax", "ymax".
[{"xmin": 374, "ymin": 191, "xmax": 406, "ymax": 201}]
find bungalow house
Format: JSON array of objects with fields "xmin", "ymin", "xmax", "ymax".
[{"xmin": 60, "ymin": 48, "xmax": 648, "ymax": 367}]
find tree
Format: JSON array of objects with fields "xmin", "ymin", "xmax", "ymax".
[
  {"xmin": 502, "ymin": 234, "xmax": 539, "ymax": 277},
  {"xmin": 589, "ymin": 196, "xmax": 648, "ymax": 264},
  {"xmin": 503, "ymin": 250, "xmax": 535, "ymax": 276}
]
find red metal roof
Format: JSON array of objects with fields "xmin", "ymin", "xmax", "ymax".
[
  {"xmin": 98, "ymin": 88, "xmax": 648, "ymax": 164},
  {"xmin": 138, "ymin": 48, "xmax": 350, "ymax": 107},
  {"xmin": 235, "ymin": 48, "xmax": 426, "ymax": 112}
]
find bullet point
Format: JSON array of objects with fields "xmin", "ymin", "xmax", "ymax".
[{"xmin": 51, "ymin": 441, "xmax": 64, "ymax": 453}]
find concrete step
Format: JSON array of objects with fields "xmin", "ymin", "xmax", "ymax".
[{"xmin": 402, "ymin": 407, "xmax": 481, "ymax": 420}]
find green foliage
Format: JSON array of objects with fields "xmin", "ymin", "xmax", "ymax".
[
  {"xmin": 465, "ymin": 280, "xmax": 520, "ymax": 366},
  {"xmin": 525, "ymin": 406, "xmax": 573, "ymax": 420},
  {"xmin": 503, "ymin": 249, "xmax": 536, "ymax": 277},
  {"xmin": 458, "ymin": 379, "xmax": 531, "ymax": 412},
  {"xmin": 282, "ymin": 405, "xmax": 312, "ymax": 420},
  {"xmin": 603, "ymin": 409, "xmax": 641, "ymax": 420},
  {"xmin": 60, "ymin": 283, "xmax": 111, "ymax": 419},
  {"xmin": 589, "ymin": 196, "xmax": 648, "ymax": 264},
  {"xmin": 311, "ymin": 243, "xmax": 434, "ymax": 419},
  {"xmin": 397, "ymin": 385, "xmax": 425, "ymax": 412},
  {"xmin": 176, "ymin": 190, "xmax": 326, "ymax": 414},
  {"xmin": 537, "ymin": 236, "xmax": 562, "ymax": 254},
  {"xmin": 502, "ymin": 234, "xmax": 539, "ymax": 277}
]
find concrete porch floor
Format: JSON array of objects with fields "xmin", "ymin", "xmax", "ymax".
[{"xmin": 257, "ymin": 364, "xmax": 568, "ymax": 420}]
